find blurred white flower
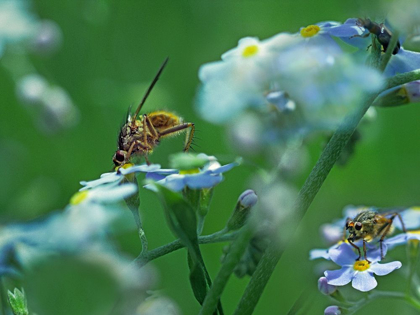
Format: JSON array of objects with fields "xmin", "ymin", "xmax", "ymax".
[
  {"xmin": 0, "ymin": 0, "xmax": 36, "ymax": 57},
  {"xmin": 275, "ymin": 45, "xmax": 384, "ymax": 130},
  {"xmin": 197, "ymin": 33, "xmax": 299, "ymax": 123},
  {"xmin": 16, "ymin": 74, "xmax": 80, "ymax": 133},
  {"xmin": 30, "ymin": 19, "xmax": 63, "ymax": 55}
]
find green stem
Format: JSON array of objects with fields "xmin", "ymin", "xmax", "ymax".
[
  {"xmin": 199, "ymin": 224, "xmax": 254, "ymax": 315},
  {"xmin": 131, "ymin": 209, "xmax": 148, "ymax": 254},
  {"xmin": 135, "ymin": 229, "xmax": 238, "ymax": 267},
  {"xmin": 386, "ymin": 69, "xmax": 420, "ymax": 90}
]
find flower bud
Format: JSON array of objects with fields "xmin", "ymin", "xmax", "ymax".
[
  {"xmin": 318, "ymin": 277, "xmax": 337, "ymax": 295},
  {"xmin": 405, "ymin": 80, "xmax": 420, "ymax": 103},
  {"xmin": 7, "ymin": 288, "xmax": 29, "ymax": 315},
  {"xmin": 226, "ymin": 190, "xmax": 257, "ymax": 231},
  {"xmin": 324, "ymin": 305, "xmax": 341, "ymax": 315},
  {"xmin": 374, "ymin": 81, "xmax": 420, "ymax": 108}
]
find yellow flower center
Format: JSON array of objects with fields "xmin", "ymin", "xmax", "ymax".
[
  {"xmin": 242, "ymin": 45, "xmax": 259, "ymax": 58},
  {"xmin": 122, "ymin": 163, "xmax": 134, "ymax": 169},
  {"xmin": 117, "ymin": 163, "xmax": 136, "ymax": 182},
  {"xmin": 300, "ymin": 25, "xmax": 321, "ymax": 38},
  {"xmin": 353, "ymin": 260, "xmax": 370, "ymax": 271},
  {"xmin": 70, "ymin": 190, "xmax": 89, "ymax": 205},
  {"xmin": 179, "ymin": 168, "xmax": 200, "ymax": 175}
]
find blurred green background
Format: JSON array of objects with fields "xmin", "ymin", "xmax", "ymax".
[{"xmin": 1, "ymin": 0, "xmax": 419, "ymax": 314}]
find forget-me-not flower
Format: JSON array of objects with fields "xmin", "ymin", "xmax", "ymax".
[
  {"xmin": 146, "ymin": 154, "xmax": 239, "ymax": 192},
  {"xmin": 324, "ymin": 243, "xmax": 401, "ymax": 292}
]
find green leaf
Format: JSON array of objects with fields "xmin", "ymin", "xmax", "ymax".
[
  {"xmin": 188, "ymin": 252, "xmax": 208, "ymax": 304},
  {"xmin": 152, "ymin": 183, "xmax": 199, "ymax": 259},
  {"xmin": 152, "ymin": 183, "xmax": 224, "ymax": 314}
]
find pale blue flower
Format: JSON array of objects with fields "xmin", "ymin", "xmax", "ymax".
[
  {"xmin": 310, "ymin": 240, "xmax": 384, "ymax": 261},
  {"xmin": 384, "ymin": 232, "xmax": 420, "ymax": 249},
  {"xmin": 274, "ymin": 44, "xmax": 384, "ymax": 130},
  {"xmin": 299, "ymin": 19, "xmax": 365, "ymax": 49},
  {"xmin": 392, "ymin": 207, "xmax": 420, "ymax": 230},
  {"xmin": 324, "ymin": 243, "xmax": 401, "ymax": 292},
  {"xmin": 80, "ymin": 163, "xmax": 166, "ymax": 190},
  {"xmin": 146, "ymin": 155, "xmax": 239, "ymax": 192}
]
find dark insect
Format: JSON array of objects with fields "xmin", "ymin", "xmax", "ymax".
[
  {"xmin": 353, "ymin": 18, "xmax": 400, "ymax": 55},
  {"xmin": 113, "ymin": 58, "xmax": 195, "ymax": 167},
  {"xmin": 345, "ymin": 210, "xmax": 406, "ymax": 263}
]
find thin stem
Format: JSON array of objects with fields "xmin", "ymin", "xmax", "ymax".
[
  {"xmin": 199, "ymin": 224, "xmax": 254, "ymax": 315},
  {"xmin": 135, "ymin": 229, "xmax": 238, "ymax": 267}
]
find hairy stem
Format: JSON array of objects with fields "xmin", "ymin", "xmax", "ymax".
[
  {"xmin": 386, "ymin": 69, "xmax": 420, "ymax": 90},
  {"xmin": 135, "ymin": 229, "xmax": 238, "ymax": 267}
]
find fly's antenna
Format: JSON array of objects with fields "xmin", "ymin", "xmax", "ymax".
[{"xmin": 131, "ymin": 57, "xmax": 169, "ymax": 125}]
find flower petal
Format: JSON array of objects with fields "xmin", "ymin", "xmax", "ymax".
[
  {"xmin": 370, "ymin": 261, "xmax": 402, "ymax": 276},
  {"xmin": 185, "ymin": 173, "xmax": 223, "ymax": 189},
  {"xmin": 120, "ymin": 164, "xmax": 162, "ymax": 174},
  {"xmin": 80, "ymin": 172, "xmax": 121, "ymax": 190},
  {"xmin": 385, "ymin": 48, "xmax": 420, "ymax": 77},
  {"xmin": 324, "ymin": 267, "xmax": 354, "ymax": 286},
  {"xmin": 352, "ymin": 271, "xmax": 377, "ymax": 292},
  {"xmin": 309, "ymin": 249, "xmax": 330, "ymax": 260},
  {"xmin": 329, "ymin": 243, "xmax": 358, "ymax": 266}
]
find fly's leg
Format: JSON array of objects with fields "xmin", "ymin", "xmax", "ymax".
[
  {"xmin": 395, "ymin": 212, "xmax": 407, "ymax": 233},
  {"xmin": 378, "ymin": 212, "xmax": 405, "ymax": 260},
  {"xmin": 348, "ymin": 240, "xmax": 362, "ymax": 261},
  {"xmin": 142, "ymin": 114, "xmax": 157, "ymax": 164},
  {"xmin": 126, "ymin": 140, "xmax": 149, "ymax": 163},
  {"xmin": 159, "ymin": 122, "xmax": 195, "ymax": 152},
  {"xmin": 362, "ymin": 240, "xmax": 370, "ymax": 263},
  {"xmin": 144, "ymin": 114, "xmax": 159, "ymax": 138},
  {"xmin": 349, "ymin": 33, "xmax": 370, "ymax": 40}
]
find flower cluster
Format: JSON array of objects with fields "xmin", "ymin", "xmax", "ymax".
[{"xmin": 196, "ymin": 17, "xmax": 420, "ymax": 160}]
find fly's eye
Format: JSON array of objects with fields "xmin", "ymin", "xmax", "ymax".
[
  {"xmin": 115, "ymin": 151, "xmax": 125, "ymax": 162},
  {"xmin": 346, "ymin": 221, "xmax": 354, "ymax": 230},
  {"xmin": 113, "ymin": 150, "xmax": 126, "ymax": 166},
  {"xmin": 355, "ymin": 222, "xmax": 362, "ymax": 230}
]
